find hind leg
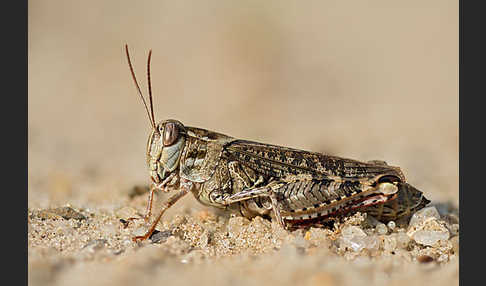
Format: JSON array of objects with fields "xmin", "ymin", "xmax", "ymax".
[{"xmin": 211, "ymin": 183, "xmax": 286, "ymax": 228}]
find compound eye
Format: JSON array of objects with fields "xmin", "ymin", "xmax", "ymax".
[{"xmin": 163, "ymin": 122, "xmax": 179, "ymax": 146}]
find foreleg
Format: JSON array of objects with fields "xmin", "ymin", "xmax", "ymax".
[{"xmin": 132, "ymin": 178, "xmax": 192, "ymax": 242}]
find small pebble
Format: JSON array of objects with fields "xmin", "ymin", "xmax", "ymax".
[
  {"xmin": 383, "ymin": 236, "xmax": 397, "ymax": 252},
  {"xmin": 37, "ymin": 207, "xmax": 86, "ymax": 221},
  {"xmin": 408, "ymin": 207, "xmax": 441, "ymax": 228},
  {"xmin": 407, "ymin": 205, "xmax": 451, "ymax": 247},
  {"xmin": 396, "ymin": 232, "xmax": 411, "ymax": 249},
  {"xmin": 150, "ymin": 230, "xmax": 172, "ymax": 244},
  {"xmin": 447, "ymin": 223, "xmax": 460, "ymax": 236},
  {"xmin": 363, "ymin": 235, "xmax": 380, "ymax": 251},
  {"xmin": 376, "ymin": 223, "xmax": 388, "ymax": 235},
  {"xmin": 341, "ymin": 225, "xmax": 367, "ymax": 237},
  {"xmin": 417, "ymin": 255, "xmax": 435, "ymax": 263},
  {"xmin": 340, "ymin": 236, "xmax": 366, "ymax": 252},
  {"xmin": 450, "ymin": 236, "xmax": 459, "ymax": 255},
  {"xmin": 339, "ymin": 226, "xmax": 367, "ymax": 252},
  {"xmin": 413, "ymin": 229, "xmax": 449, "ymax": 246},
  {"xmin": 82, "ymin": 239, "xmax": 107, "ymax": 253}
]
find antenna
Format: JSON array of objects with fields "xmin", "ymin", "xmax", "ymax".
[
  {"xmin": 125, "ymin": 44, "xmax": 157, "ymax": 130},
  {"xmin": 146, "ymin": 50, "xmax": 156, "ymax": 129}
]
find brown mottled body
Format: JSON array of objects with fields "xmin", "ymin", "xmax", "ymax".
[{"xmin": 124, "ymin": 45, "xmax": 429, "ymax": 241}]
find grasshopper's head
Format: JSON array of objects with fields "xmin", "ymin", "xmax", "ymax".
[
  {"xmin": 146, "ymin": 120, "xmax": 186, "ymax": 185},
  {"xmin": 125, "ymin": 45, "xmax": 186, "ymax": 187}
]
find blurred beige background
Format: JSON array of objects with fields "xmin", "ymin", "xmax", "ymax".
[{"xmin": 28, "ymin": 0, "xmax": 458, "ymax": 210}]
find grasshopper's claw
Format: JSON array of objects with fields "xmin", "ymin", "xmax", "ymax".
[{"xmin": 132, "ymin": 234, "xmax": 150, "ymax": 242}]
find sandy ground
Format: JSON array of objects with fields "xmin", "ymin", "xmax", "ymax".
[{"xmin": 28, "ymin": 1, "xmax": 458, "ymax": 285}]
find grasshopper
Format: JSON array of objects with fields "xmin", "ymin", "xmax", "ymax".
[{"xmin": 124, "ymin": 45, "xmax": 430, "ymax": 242}]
